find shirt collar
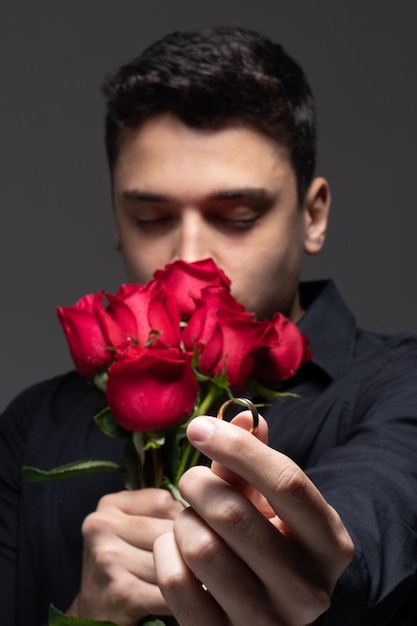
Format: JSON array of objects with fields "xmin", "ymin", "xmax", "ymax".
[{"xmin": 297, "ymin": 280, "xmax": 357, "ymax": 381}]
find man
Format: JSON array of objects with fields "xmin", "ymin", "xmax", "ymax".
[{"xmin": 1, "ymin": 27, "xmax": 417, "ymax": 626}]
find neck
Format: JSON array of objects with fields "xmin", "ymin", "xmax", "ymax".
[{"xmin": 289, "ymin": 289, "xmax": 304, "ymax": 324}]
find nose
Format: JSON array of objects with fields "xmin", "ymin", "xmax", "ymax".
[{"xmin": 175, "ymin": 208, "xmax": 212, "ymax": 263}]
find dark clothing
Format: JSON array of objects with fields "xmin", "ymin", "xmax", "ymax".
[{"xmin": 1, "ymin": 280, "xmax": 417, "ymax": 625}]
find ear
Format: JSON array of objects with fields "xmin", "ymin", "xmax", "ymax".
[{"xmin": 303, "ymin": 177, "xmax": 331, "ymax": 255}]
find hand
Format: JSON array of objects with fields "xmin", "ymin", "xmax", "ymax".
[
  {"xmin": 153, "ymin": 414, "xmax": 354, "ymax": 625},
  {"xmin": 67, "ymin": 488, "xmax": 183, "ymax": 626}
]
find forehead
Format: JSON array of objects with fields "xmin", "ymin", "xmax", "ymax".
[{"xmin": 113, "ymin": 114, "xmax": 295, "ymax": 195}]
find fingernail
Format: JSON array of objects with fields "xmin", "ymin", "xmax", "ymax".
[{"xmin": 187, "ymin": 416, "xmax": 215, "ymax": 443}]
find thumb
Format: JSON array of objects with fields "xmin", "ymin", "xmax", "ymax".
[{"xmin": 210, "ymin": 412, "xmax": 275, "ymax": 518}]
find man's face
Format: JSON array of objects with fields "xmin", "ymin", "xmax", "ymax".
[{"xmin": 113, "ymin": 115, "xmax": 327, "ymax": 321}]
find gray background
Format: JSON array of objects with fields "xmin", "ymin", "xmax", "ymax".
[{"xmin": 1, "ymin": 1, "xmax": 416, "ymax": 412}]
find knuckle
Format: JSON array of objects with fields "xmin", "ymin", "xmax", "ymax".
[
  {"xmin": 281, "ymin": 585, "xmax": 330, "ymax": 626},
  {"xmin": 338, "ymin": 527, "xmax": 355, "ymax": 565},
  {"xmin": 181, "ymin": 528, "xmax": 220, "ymax": 567},
  {"xmin": 152, "ymin": 487, "xmax": 176, "ymax": 511},
  {"xmin": 329, "ymin": 508, "xmax": 355, "ymax": 566},
  {"xmin": 274, "ymin": 463, "xmax": 308, "ymax": 503},
  {"xmin": 211, "ymin": 496, "xmax": 250, "ymax": 532},
  {"xmin": 94, "ymin": 544, "xmax": 121, "ymax": 570},
  {"xmin": 179, "ymin": 465, "xmax": 207, "ymax": 493},
  {"xmin": 159, "ymin": 568, "xmax": 189, "ymax": 598},
  {"xmin": 96, "ymin": 493, "xmax": 117, "ymax": 510},
  {"xmin": 81, "ymin": 519, "xmax": 122, "ymax": 569},
  {"xmin": 81, "ymin": 511, "xmax": 108, "ymax": 538},
  {"xmin": 106, "ymin": 577, "xmax": 136, "ymax": 607},
  {"xmin": 109, "ymin": 577, "xmax": 130, "ymax": 600}
]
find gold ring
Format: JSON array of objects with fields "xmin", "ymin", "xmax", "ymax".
[{"xmin": 217, "ymin": 398, "xmax": 259, "ymax": 434}]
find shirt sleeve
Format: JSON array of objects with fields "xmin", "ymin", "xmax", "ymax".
[
  {"xmin": 0, "ymin": 381, "xmax": 52, "ymax": 626},
  {"xmin": 307, "ymin": 340, "xmax": 417, "ymax": 624}
]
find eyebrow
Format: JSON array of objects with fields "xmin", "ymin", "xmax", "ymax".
[
  {"xmin": 123, "ymin": 190, "xmax": 166, "ymax": 202},
  {"xmin": 122, "ymin": 188, "xmax": 274, "ymax": 203}
]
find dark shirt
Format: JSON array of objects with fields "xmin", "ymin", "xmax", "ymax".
[{"xmin": 1, "ymin": 280, "xmax": 417, "ymax": 625}]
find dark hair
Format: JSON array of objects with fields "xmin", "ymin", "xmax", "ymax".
[{"xmin": 102, "ymin": 27, "xmax": 317, "ymax": 201}]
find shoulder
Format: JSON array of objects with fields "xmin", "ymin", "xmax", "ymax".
[
  {"xmin": 1, "ymin": 370, "xmax": 94, "ymax": 418},
  {"xmin": 352, "ymin": 330, "xmax": 417, "ymax": 397},
  {"xmin": 355, "ymin": 327, "xmax": 417, "ymax": 358},
  {"xmin": 0, "ymin": 371, "xmax": 97, "ymax": 457},
  {"xmin": 2, "ymin": 371, "xmax": 78, "ymax": 411}
]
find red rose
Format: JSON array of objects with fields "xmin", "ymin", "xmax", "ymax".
[
  {"xmin": 106, "ymin": 347, "xmax": 198, "ymax": 431},
  {"xmin": 57, "ymin": 291, "xmax": 141, "ymax": 376},
  {"xmin": 183, "ymin": 286, "xmax": 267, "ymax": 393},
  {"xmin": 57, "ymin": 293, "xmax": 114, "ymax": 376},
  {"xmin": 94, "ymin": 291, "xmax": 138, "ymax": 348},
  {"xmin": 153, "ymin": 258, "xmax": 231, "ymax": 320},
  {"xmin": 254, "ymin": 314, "xmax": 312, "ymax": 387},
  {"xmin": 57, "ymin": 282, "xmax": 182, "ymax": 376},
  {"xmin": 115, "ymin": 282, "xmax": 181, "ymax": 348}
]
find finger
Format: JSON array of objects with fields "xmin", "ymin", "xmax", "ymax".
[
  {"xmin": 212, "ymin": 411, "xmax": 269, "ymax": 478},
  {"xmin": 186, "ymin": 416, "xmax": 353, "ymax": 577},
  {"xmin": 234, "ymin": 410, "xmax": 268, "ymax": 444},
  {"xmin": 174, "ymin": 475, "xmax": 331, "ymax": 624},
  {"xmin": 78, "ymin": 569, "xmax": 171, "ymax": 622},
  {"xmin": 154, "ymin": 531, "xmax": 226, "ymax": 626},
  {"xmin": 82, "ymin": 515, "xmax": 157, "ymax": 583},
  {"xmin": 97, "ymin": 488, "xmax": 183, "ymax": 518},
  {"xmin": 79, "ymin": 537, "xmax": 171, "ymax": 620},
  {"xmin": 83, "ymin": 507, "xmax": 176, "ymax": 551},
  {"xmin": 173, "ymin": 507, "xmax": 283, "ymax": 625},
  {"xmin": 211, "ymin": 413, "xmax": 275, "ymax": 518},
  {"xmin": 78, "ymin": 490, "xmax": 180, "ymax": 624}
]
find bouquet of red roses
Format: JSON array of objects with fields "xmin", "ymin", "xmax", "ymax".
[
  {"xmin": 24, "ymin": 258, "xmax": 311, "ymax": 494},
  {"xmin": 23, "ymin": 258, "xmax": 311, "ymax": 625}
]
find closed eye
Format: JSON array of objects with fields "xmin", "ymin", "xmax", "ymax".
[
  {"xmin": 211, "ymin": 214, "xmax": 260, "ymax": 230},
  {"xmin": 135, "ymin": 216, "xmax": 173, "ymax": 229}
]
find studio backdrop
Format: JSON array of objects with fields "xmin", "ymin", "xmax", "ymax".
[{"xmin": 1, "ymin": 0, "xmax": 416, "ymax": 411}]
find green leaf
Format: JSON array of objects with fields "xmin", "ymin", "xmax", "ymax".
[
  {"xmin": 211, "ymin": 368, "xmax": 230, "ymax": 390},
  {"xmin": 143, "ymin": 434, "xmax": 166, "ymax": 451},
  {"xmin": 191, "ymin": 365, "xmax": 211, "ymax": 383},
  {"xmin": 48, "ymin": 605, "xmax": 170, "ymax": 626},
  {"xmin": 94, "ymin": 407, "xmax": 130, "ymax": 439},
  {"xmin": 22, "ymin": 459, "xmax": 123, "ymax": 482},
  {"xmin": 161, "ymin": 476, "xmax": 189, "ymax": 508},
  {"xmin": 48, "ymin": 603, "xmax": 117, "ymax": 625},
  {"xmin": 93, "ymin": 371, "xmax": 109, "ymax": 393}
]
